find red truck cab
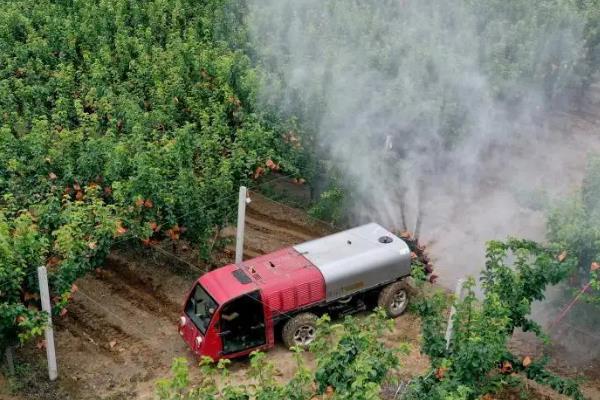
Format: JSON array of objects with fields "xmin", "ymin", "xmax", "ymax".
[{"xmin": 179, "ymin": 223, "xmax": 413, "ymax": 360}]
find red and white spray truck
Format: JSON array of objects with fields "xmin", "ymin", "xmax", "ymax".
[{"xmin": 179, "ymin": 223, "xmax": 414, "ymax": 360}]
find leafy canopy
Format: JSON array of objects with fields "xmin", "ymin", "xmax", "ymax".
[{"xmin": 0, "ymin": 0, "xmax": 300, "ymax": 347}]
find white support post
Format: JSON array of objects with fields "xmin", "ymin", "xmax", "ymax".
[
  {"xmin": 37, "ymin": 266, "xmax": 58, "ymax": 381},
  {"xmin": 235, "ymin": 186, "xmax": 248, "ymax": 265},
  {"xmin": 445, "ymin": 278, "xmax": 465, "ymax": 351}
]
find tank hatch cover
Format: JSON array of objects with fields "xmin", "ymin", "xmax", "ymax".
[{"xmin": 293, "ymin": 223, "xmax": 411, "ymax": 302}]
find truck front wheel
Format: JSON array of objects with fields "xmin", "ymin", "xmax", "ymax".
[
  {"xmin": 282, "ymin": 312, "xmax": 318, "ymax": 349},
  {"xmin": 378, "ymin": 281, "xmax": 409, "ymax": 317}
]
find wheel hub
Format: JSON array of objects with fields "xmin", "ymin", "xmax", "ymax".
[
  {"xmin": 391, "ymin": 290, "xmax": 407, "ymax": 312},
  {"xmin": 293, "ymin": 325, "xmax": 316, "ymax": 345}
]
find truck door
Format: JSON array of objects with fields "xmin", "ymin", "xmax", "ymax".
[{"xmin": 219, "ymin": 290, "xmax": 266, "ymax": 355}]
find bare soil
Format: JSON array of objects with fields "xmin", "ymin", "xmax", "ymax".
[
  {"xmin": 2, "ymin": 192, "xmax": 599, "ymax": 399},
  {"xmin": 1, "ymin": 192, "xmax": 334, "ymax": 400}
]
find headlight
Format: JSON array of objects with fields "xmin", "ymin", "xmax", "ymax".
[{"xmin": 195, "ymin": 336, "xmax": 203, "ymax": 346}]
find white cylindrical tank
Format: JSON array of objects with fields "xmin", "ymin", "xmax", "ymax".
[{"xmin": 293, "ymin": 223, "xmax": 411, "ymax": 301}]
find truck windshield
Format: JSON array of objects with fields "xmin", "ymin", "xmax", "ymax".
[{"xmin": 185, "ymin": 284, "xmax": 218, "ymax": 334}]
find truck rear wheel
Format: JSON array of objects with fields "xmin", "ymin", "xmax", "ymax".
[
  {"xmin": 378, "ymin": 281, "xmax": 409, "ymax": 317},
  {"xmin": 282, "ymin": 312, "xmax": 318, "ymax": 349}
]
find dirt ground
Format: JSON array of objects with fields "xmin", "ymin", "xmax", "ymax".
[
  {"xmin": 2, "ymin": 149, "xmax": 600, "ymax": 399},
  {"xmin": 0, "ymin": 192, "xmax": 334, "ymax": 400},
  {"xmin": 5, "ymin": 76, "xmax": 600, "ymax": 400}
]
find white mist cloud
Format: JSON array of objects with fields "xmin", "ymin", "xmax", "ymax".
[{"xmin": 246, "ymin": 0, "xmax": 599, "ymax": 287}]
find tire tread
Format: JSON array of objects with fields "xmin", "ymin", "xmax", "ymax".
[{"xmin": 281, "ymin": 312, "xmax": 318, "ymax": 349}]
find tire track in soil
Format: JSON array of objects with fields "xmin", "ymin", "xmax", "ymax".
[
  {"xmin": 36, "ymin": 182, "xmax": 599, "ymax": 400},
  {"xmin": 100, "ymin": 256, "xmax": 182, "ymax": 318},
  {"xmin": 57, "ymin": 301, "xmax": 154, "ymax": 362},
  {"xmin": 221, "ymin": 193, "xmax": 334, "ymax": 259},
  {"xmin": 52, "ymin": 250, "xmax": 195, "ymax": 399},
  {"xmin": 245, "ymin": 213, "xmax": 314, "ymax": 242},
  {"xmin": 245, "ymin": 194, "xmax": 332, "ymax": 239}
]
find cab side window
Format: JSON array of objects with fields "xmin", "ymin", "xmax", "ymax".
[{"xmin": 220, "ymin": 291, "xmax": 266, "ymax": 354}]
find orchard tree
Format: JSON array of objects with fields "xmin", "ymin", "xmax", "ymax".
[{"xmin": 547, "ymin": 155, "xmax": 600, "ymax": 302}]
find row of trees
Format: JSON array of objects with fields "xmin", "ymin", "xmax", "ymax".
[
  {"xmin": 0, "ymin": 0, "xmax": 304, "ymax": 349},
  {"xmin": 1, "ymin": 0, "xmax": 599, "ymax": 386},
  {"xmin": 406, "ymin": 240, "xmax": 584, "ymax": 400},
  {"xmin": 245, "ymin": 0, "xmax": 600, "ymax": 231},
  {"xmin": 547, "ymin": 156, "xmax": 600, "ymax": 310}
]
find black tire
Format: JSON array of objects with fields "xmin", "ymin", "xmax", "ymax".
[
  {"xmin": 282, "ymin": 312, "xmax": 318, "ymax": 349},
  {"xmin": 378, "ymin": 281, "xmax": 409, "ymax": 317}
]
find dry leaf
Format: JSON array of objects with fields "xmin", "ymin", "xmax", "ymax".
[
  {"xmin": 23, "ymin": 291, "xmax": 39, "ymax": 301},
  {"xmin": 109, "ymin": 340, "xmax": 117, "ymax": 349},
  {"xmin": 523, "ymin": 356, "xmax": 532, "ymax": 367},
  {"xmin": 115, "ymin": 221, "xmax": 128, "ymax": 236},
  {"xmin": 253, "ymin": 166, "xmax": 264, "ymax": 180},
  {"xmin": 37, "ymin": 340, "xmax": 47, "ymax": 350},
  {"xmin": 60, "ymin": 308, "xmax": 68, "ymax": 317},
  {"xmin": 144, "ymin": 199, "xmax": 154, "ymax": 208},
  {"xmin": 48, "ymin": 172, "xmax": 57, "ymax": 180},
  {"xmin": 435, "ymin": 367, "xmax": 447, "ymax": 380},
  {"xmin": 558, "ymin": 251, "xmax": 567, "ymax": 262},
  {"xmin": 266, "ymin": 159, "xmax": 277, "ymax": 170},
  {"xmin": 501, "ymin": 360, "xmax": 513, "ymax": 373},
  {"xmin": 292, "ymin": 177, "xmax": 305, "ymax": 185},
  {"xmin": 141, "ymin": 238, "xmax": 160, "ymax": 247},
  {"xmin": 135, "ymin": 198, "xmax": 145, "ymax": 207},
  {"xmin": 47, "ymin": 256, "xmax": 61, "ymax": 268},
  {"xmin": 87, "ymin": 241, "xmax": 97, "ymax": 250},
  {"xmin": 166, "ymin": 226, "xmax": 180, "ymax": 241}
]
